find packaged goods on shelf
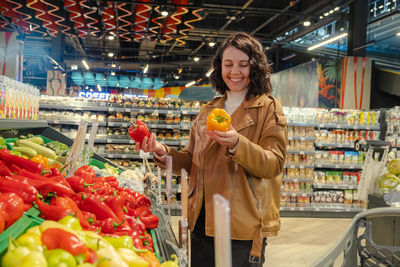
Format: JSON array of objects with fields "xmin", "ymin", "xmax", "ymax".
[{"xmin": 0, "ymin": 76, "xmax": 40, "ymax": 120}]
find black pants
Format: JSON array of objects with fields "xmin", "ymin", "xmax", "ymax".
[{"xmin": 191, "ymin": 205, "xmax": 267, "ymax": 267}]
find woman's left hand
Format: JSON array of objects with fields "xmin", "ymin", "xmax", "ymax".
[{"xmin": 206, "ymin": 124, "xmax": 239, "ymax": 150}]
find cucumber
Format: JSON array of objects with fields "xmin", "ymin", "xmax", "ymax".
[
  {"xmin": 26, "ymin": 136, "xmax": 44, "ymax": 145},
  {"xmin": 12, "ymin": 146, "xmax": 37, "ymax": 158},
  {"xmin": 15, "ymin": 139, "xmax": 57, "ymax": 159}
]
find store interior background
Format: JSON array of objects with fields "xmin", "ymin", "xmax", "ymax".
[{"xmin": 0, "ymin": 0, "xmax": 400, "ymax": 266}]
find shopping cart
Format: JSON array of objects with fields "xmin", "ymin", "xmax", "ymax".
[{"xmin": 311, "ymin": 206, "xmax": 400, "ymax": 267}]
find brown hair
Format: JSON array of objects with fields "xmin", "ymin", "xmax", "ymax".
[{"xmin": 209, "ymin": 32, "xmax": 272, "ymax": 99}]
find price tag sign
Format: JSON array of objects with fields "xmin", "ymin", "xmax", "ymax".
[
  {"xmin": 129, "ymin": 140, "xmax": 135, "ymax": 144},
  {"xmin": 182, "ymin": 110, "xmax": 188, "ymax": 115},
  {"xmin": 167, "ymin": 110, "xmax": 173, "ymax": 114},
  {"xmin": 107, "ymin": 154, "xmax": 113, "ymax": 158},
  {"xmin": 300, "ymin": 151, "xmax": 305, "ymax": 155},
  {"xmin": 122, "ymin": 154, "xmax": 128, "ymax": 159},
  {"xmin": 290, "ymin": 207, "xmax": 295, "ymax": 211},
  {"xmin": 53, "ymin": 120, "xmax": 60, "ymax": 124},
  {"xmin": 109, "ymin": 108, "xmax": 115, "ymax": 112},
  {"xmin": 333, "ymin": 185, "xmax": 338, "ymax": 189},
  {"xmin": 299, "ymin": 207, "xmax": 305, "ymax": 211},
  {"xmin": 335, "ymin": 164, "xmax": 340, "ymax": 169},
  {"xmin": 299, "ymin": 165, "xmax": 305, "ymax": 169},
  {"xmin": 139, "ymin": 109, "xmax": 145, "ymax": 113}
]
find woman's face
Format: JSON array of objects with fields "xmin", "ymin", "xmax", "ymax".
[{"xmin": 221, "ymin": 46, "xmax": 250, "ymax": 92}]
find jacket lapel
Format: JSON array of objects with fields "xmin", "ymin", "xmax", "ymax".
[{"xmin": 232, "ymin": 94, "xmax": 266, "ymax": 132}]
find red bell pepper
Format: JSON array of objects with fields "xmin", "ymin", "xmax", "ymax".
[
  {"xmin": 103, "ymin": 195, "xmax": 125, "ymax": 222},
  {"xmin": 100, "ymin": 218, "xmax": 126, "ymax": 234},
  {"xmin": 141, "ymin": 231, "xmax": 154, "ymax": 251},
  {"xmin": 133, "ymin": 205, "xmax": 152, "ymax": 217},
  {"xmin": 134, "ymin": 194, "xmax": 151, "ymax": 208},
  {"xmin": 8, "ymin": 163, "xmax": 20, "ymax": 173},
  {"xmin": 125, "ymin": 216, "xmax": 146, "ymax": 235},
  {"xmin": 84, "ymin": 182, "xmax": 113, "ymax": 195},
  {"xmin": 23, "ymin": 203, "xmax": 33, "ymax": 211},
  {"xmin": 81, "ymin": 211, "xmax": 96, "ymax": 226},
  {"xmin": 66, "ymin": 175, "xmax": 94, "ymax": 193},
  {"xmin": 0, "ymin": 149, "xmax": 44, "ymax": 173},
  {"xmin": 36, "ymin": 198, "xmax": 74, "ymax": 221},
  {"xmin": 74, "ymin": 165, "xmax": 95, "ymax": 184},
  {"xmin": 96, "ymin": 176, "xmax": 119, "ymax": 188},
  {"xmin": 86, "ymin": 248, "xmax": 97, "ymax": 264},
  {"xmin": 128, "ymin": 121, "xmax": 150, "ymax": 145},
  {"xmin": 41, "ymin": 228, "xmax": 88, "ymax": 256},
  {"xmin": 46, "ymin": 175, "xmax": 73, "ymax": 190},
  {"xmin": 0, "ymin": 175, "xmax": 38, "ymax": 203},
  {"xmin": 131, "ymin": 232, "xmax": 145, "ymax": 250},
  {"xmin": 139, "ymin": 214, "xmax": 159, "ymax": 229},
  {"xmin": 50, "ymin": 167, "xmax": 61, "ymax": 176},
  {"xmin": 53, "ymin": 197, "xmax": 91, "ymax": 228},
  {"xmin": 0, "ymin": 211, "xmax": 4, "ymax": 234},
  {"xmin": 0, "ymin": 192, "xmax": 24, "ymax": 228},
  {"xmin": 0, "ymin": 161, "xmax": 12, "ymax": 176},
  {"xmin": 79, "ymin": 195, "xmax": 120, "ymax": 221}
]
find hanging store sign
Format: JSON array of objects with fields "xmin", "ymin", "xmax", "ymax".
[{"xmin": 78, "ymin": 91, "xmax": 111, "ymax": 99}]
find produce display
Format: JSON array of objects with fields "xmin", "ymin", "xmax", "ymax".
[
  {"xmin": 378, "ymin": 158, "xmax": 400, "ymax": 193},
  {"xmin": 0, "ymin": 128, "xmax": 178, "ymax": 266}
]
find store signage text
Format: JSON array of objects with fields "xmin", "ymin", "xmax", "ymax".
[{"xmin": 78, "ymin": 92, "xmax": 110, "ymax": 99}]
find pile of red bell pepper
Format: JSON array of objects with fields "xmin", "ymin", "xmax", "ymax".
[{"xmin": 0, "ymin": 148, "xmax": 159, "ymax": 251}]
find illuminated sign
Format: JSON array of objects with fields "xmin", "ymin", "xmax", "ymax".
[{"xmin": 78, "ymin": 92, "xmax": 111, "ymax": 99}]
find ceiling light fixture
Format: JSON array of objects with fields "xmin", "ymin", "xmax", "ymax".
[
  {"xmin": 193, "ymin": 56, "xmax": 200, "ymax": 62},
  {"xmin": 178, "ymin": 67, "xmax": 183, "ymax": 74},
  {"xmin": 185, "ymin": 80, "xmax": 196, "ymax": 87},
  {"xmin": 97, "ymin": 84, "xmax": 101, "ymax": 91},
  {"xmin": 397, "ymin": 32, "xmax": 400, "ymax": 36},
  {"xmin": 174, "ymin": 75, "xmax": 180, "ymax": 80},
  {"xmin": 303, "ymin": 20, "xmax": 311, "ymax": 27},
  {"xmin": 85, "ymin": 86, "xmax": 89, "ymax": 89},
  {"xmin": 143, "ymin": 64, "xmax": 149, "ymax": 74},
  {"xmin": 108, "ymin": 52, "xmax": 114, "ymax": 57},
  {"xmin": 282, "ymin": 53, "xmax": 296, "ymax": 61},
  {"xmin": 334, "ymin": 7, "xmax": 340, "ymax": 11},
  {"xmin": 111, "ymin": 63, "xmax": 116, "ymax": 68},
  {"xmin": 82, "ymin": 59, "xmax": 89, "ymax": 70},
  {"xmin": 71, "ymin": 64, "xmax": 78, "ymax": 70},
  {"xmin": 107, "ymin": 35, "xmax": 115, "ymax": 41},
  {"xmin": 308, "ymin": 32, "xmax": 348, "ymax": 50},
  {"xmin": 208, "ymin": 41, "xmax": 216, "ymax": 47},
  {"xmin": 111, "ymin": 71, "xmax": 116, "ymax": 76},
  {"xmin": 205, "ymin": 68, "xmax": 214, "ymax": 77}
]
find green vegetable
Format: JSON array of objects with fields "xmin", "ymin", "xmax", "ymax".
[
  {"xmin": 46, "ymin": 141, "xmax": 70, "ymax": 157},
  {"xmin": 56, "ymin": 156, "xmax": 67, "ymax": 164},
  {"xmin": 58, "ymin": 215, "xmax": 83, "ymax": 231},
  {"xmin": 9, "ymin": 150, "xmax": 22, "ymax": 157},
  {"xmin": 15, "ymin": 139, "xmax": 56, "ymax": 159},
  {"xmin": 379, "ymin": 173, "xmax": 399, "ymax": 190},
  {"xmin": 26, "ymin": 137, "xmax": 44, "ymax": 145},
  {"xmin": 46, "ymin": 249, "xmax": 77, "ymax": 267},
  {"xmin": 0, "ymin": 137, "xmax": 6, "ymax": 149},
  {"xmin": 388, "ymin": 159, "xmax": 400, "ymax": 176},
  {"xmin": 1, "ymin": 239, "xmax": 47, "ymax": 267},
  {"xmin": 104, "ymin": 236, "xmax": 133, "ymax": 250},
  {"xmin": 104, "ymin": 163, "xmax": 119, "ymax": 176},
  {"xmin": 13, "ymin": 146, "xmax": 37, "ymax": 158}
]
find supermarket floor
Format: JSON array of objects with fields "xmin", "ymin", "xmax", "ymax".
[{"xmin": 171, "ymin": 216, "xmax": 352, "ymax": 267}]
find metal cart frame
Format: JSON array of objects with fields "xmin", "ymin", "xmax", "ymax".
[{"xmin": 312, "ymin": 207, "xmax": 400, "ymax": 267}]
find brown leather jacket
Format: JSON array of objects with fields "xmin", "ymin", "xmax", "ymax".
[{"xmin": 154, "ymin": 93, "xmax": 288, "ymax": 258}]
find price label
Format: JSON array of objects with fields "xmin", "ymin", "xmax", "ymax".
[
  {"xmin": 320, "ymin": 124, "xmax": 325, "ymax": 128},
  {"xmin": 166, "ymin": 125, "xmax": 172, "ymax": 129},
  {"xmin": 139, "ymin": 109, "xmax": 145, "ymax": 113},
  {"xmin": 122, "ymin": 154, "xmax": 128, "ymax": 159},
  {"xmin": 333, "ymin": 185, "xmax": 338, "ymax": 189},
  {"xmin": 315, "ymin": 207, "xmax": 320, "ymax": 211},
  {"xmin": 335, "ymin": 164, "xmax": 340, "ymax": 169},
  {"xmin": 107, "ymin": 139, "xmax": 112, "ymax": 143},
  {"xmin": 290, "ymin": 207, "xmax": 295, "ymax": 211},
  {"xmin": 182, "ymin": 111, "xmax": 188, "ymax": 115},
  {"xmin": 109, "ymin": 108, "xmax": 115, "ymax": 112},
  {"xmin": 107, "ymin": 154, "xmax": 113, "ymax": 158},
  {"xmin": 167, "ymin": 110, "xmax": 173, "ymax": 114},
  {"xmin": 129, "ymin": 140, "xmax": 135, "ymax": 144},
  {"xmin": 299, "ymin": 165, "xmax": 305, "ymax": 169},
  {"xmin": 53, "ymin": 120, "xmax": 60, "ymax": 124},
  {"xmin": 300, "ymin": 137, "xmax": 306, "ymax": 141},
  {"xmin": 109, "ymin": 122, "xmax": 115, "ymax": 126},
  {"xmin": 301, "ymin": 193, "xmax": 307, "ymax": 197},
  {"xmin": 300, "ymin": 151, "xmax": 305, "ymax": 155}
]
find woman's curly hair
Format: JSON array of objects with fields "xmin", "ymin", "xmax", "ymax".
[{"xmin": 210, "ymin": 32, "xmax": 272, "ymax": 100}]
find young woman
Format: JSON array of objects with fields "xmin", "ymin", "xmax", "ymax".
[{"xmin": 136, "ymin": 32, "xmax": 288, "ymax": 267}]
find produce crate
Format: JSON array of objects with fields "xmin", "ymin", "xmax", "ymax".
[
  {"xmin": 0, "ymin": 214, "xmax": 44, "ymax": 256},
  {"xmin": 150, "ymin": 229, "xmax": 162, "ymax": 262},
  {"xmin": 25, "ymin": 206, "xmax": 40, "ymax": 217},
  {"xmin": 89, "ymin": 158, "xmax": 123, "ymax": 174},
  {"xmin": 5, "ymin": 135, "xmax": 53, "ymax": 150}
]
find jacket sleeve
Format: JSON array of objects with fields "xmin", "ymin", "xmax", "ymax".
[
  {"xmin": 226, "ymin": 102, "xmax": 288, "ymax": 179},
  {"xmin": 153, "ymin": 117, "xmax": 197, "ymax": 175}
]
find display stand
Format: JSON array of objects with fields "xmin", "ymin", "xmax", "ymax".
[{"xmin": 213, "ymin": 194, "xmax": 232, "ymax": 267}]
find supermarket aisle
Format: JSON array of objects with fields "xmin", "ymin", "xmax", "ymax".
[{"xmin": 171, "ymin": 216, "xmax": 352, "ymax": 266}]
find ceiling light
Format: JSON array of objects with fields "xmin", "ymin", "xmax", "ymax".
[
  {"xmin": 303, "ymin": 20, "xmax": 311, "ymax": 27},
  {"xmin": 161, "ymin": 10, "xmax": 169, "ymax": 16},
  {"xmin": 108, "ymin": 52, "xmax": 114, "ymax": 57},
  {"xmin": 111, "ymin": 63, "xmax": 116, "ymax": 68},
  {"xmin": 308, "ymin": 32, "xmax": 348, "ymax": 50},
  {"xmin": 111, "ymin": 71, "xmax": 116, "ymax": 76},
  {"xmin": 90, "ymin": 89, "xmax": 93, "ymax": 92},
  {"xmin": 329, "ymin": 9, "xmax": 334, "ymax": 14},
  {"xmin": 324, "ymin": 12, "xmax": 329, "ymax": 16},
  {"xmin": 178, "ymin": 67, "xmax": 183, "ymax": 74},
  {"xmin": 71, "ymin": 64, "xmax": 78, "ymax": 70},
  {"xmin": 208, "ymin": 41, "xmax": 216, "ymax": 47},
  {"xmin": 205, "ymin": 68, "xmax": 213, "ymax": 77},
  {"xmin": 107, "ymin": 35, "xmax": 114, "ymax": 41},
  {"xmin": 282, "ymin": 53, "xmax": 296, "ymax": 61},
  {"xmin": 334, "ymin": 7, "xmax": 340, "ymax": 11},
  {"xmin": 319, "ymin": 15, "xmax": 324, "ymax": 19},
  {"xmin": 397, "ymin": 32, "xmax": 400, "ymax": 36},
  {"xmin": 174, "ymin": 75, "xmax": 180, "ymax": 79},
  {"xmin": 193, "ymin": 56, "xmax": 200, "ymax": 62},
  {"xmin": 82, "ymin": 59, "xmax": 89, "ymax": 70},
  {"xmin": 85, "ymin": 86, "xmax": 89, "ymax": 89},
  {"xmin": 97, "ymin": 84, "xmax": 101, "ymax": 91},
  {"xmin": 143, "ymin": 64, "xmax": 149, "ymax": 74},
  {"xmin": 185, "ymin": 80, "xmax": 196, "ymax": 87}
]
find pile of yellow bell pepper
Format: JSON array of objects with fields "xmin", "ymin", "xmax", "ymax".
[{"xmin": 1, "ymin": 215, "xmax": 169, "ymax": 267}]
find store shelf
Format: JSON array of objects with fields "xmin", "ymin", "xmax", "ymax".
[
  {"xmin": 313, "ymin": 184, "xmax": 358, "ymax": 190},
  {"xmin": 287, "ymin": 150, "xmax": 315, "ymax": 154},
  {"xmin": 40, "ymin": 104, "xmax": 108, "ymax": 112},
  {"xmin": 0, "ymin": 119, "xmax": 48, "ymax": 129},
  {"xmin": 315, "ymin": 123, "xmax": 380, "ymax": 130},
  {"xmin": 107, "ymin": 121, "xmax": 131, "ymax": 127},
  {"xmin": 106, "ymin": 138, "xmax": 135, "ymax": 144},
  {"xmin": 287, "ymin": 122, "xmax": 315, "ymax": 127},
  {"xmin": 315, "ymin": 143, "xmax": 354, "ymax": 148},
  {"xmin": 149, "ymin": 124, "xmax": 181, "ymax": 130},
  {"xmin": 282, "ymin": 178, "xmax": 314, "ymax": 183},
  {"xmin": 288, "ymin": 136, "xmax": 315, "ymax": 141},
  {"xmin": 284, "ymin": 164, "xmax": 314, "ymax": 169},
  {"xmin": 126, "ymin": 108, "xmax": 181, "ymax": 115},
  {"xmin": 47, "ymin": 119, "xmax": 107, "ymax": 126},
  {"xmin": 314, "ymin": 163, "xmax": 363, "ymax": 169},
  {"xmin": 160, "ymin": 185, "xmax": 181, "ymax": 193},
  {"xmin": 98, "ymin": 153, "xmax": 153, "ymax": 159},
  {"xmin": 280, "ymin": 206, "xmax": 313, "ymax": 212},
  {"xmin": 281, "ymin": 192, "xmax": 313, "ymax": 197},
  {"xmin": 180, "ymin": 108, "xmax": 200, "ymax": 115},
  {"xmin": 312, "ymin": 204, "xmax": 365, "ymax": 213},
  {"xmin": 160, "ymin": 140, "xmax": 181, "ymax": 146}
]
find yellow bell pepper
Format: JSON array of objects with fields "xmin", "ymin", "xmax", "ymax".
[
  {"xmin": 160, "ymin": 255, "xmax": 179, "ymax": 267},
  {"xmin": 206, "ymin": 108, "xmax": 231, "ymax": 132},
  {"xmin": 16, "ymin": 233, "xmax": 43, "ymax": 252},
  {"xmin": 117, "ymin": 248, "xmax": 149, "ymax": 267},
  {"xmin": 26, "ymin": 226, "xmax": 41, "ymax": 236},
  {"xmin": 81, "ymin": 230, "xmax": 111, "ymax": 252},
  {"xmin": 96, "ymin": 246, "xmax": 129, "ymax": 267}
]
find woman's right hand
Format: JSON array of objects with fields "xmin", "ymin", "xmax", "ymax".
[{"xmin": 135, "ymin": 132, "xmax": 166, "ymax": 156}]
